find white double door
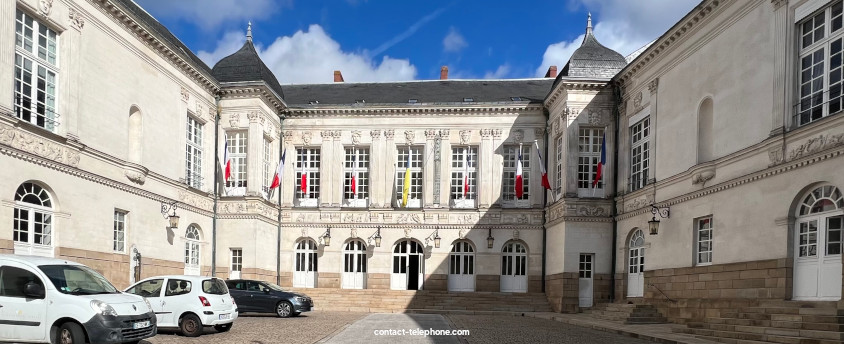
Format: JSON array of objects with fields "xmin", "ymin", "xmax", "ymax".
[
  {"xmin": 627, "ymin": 230, "xmax": 645, "ymax": 298},
  {"xmin": 391, "ymin": 240, "xmax": 424, "ymax": 290},
  {"xmin": 342, "ymin": 240, "xmax": 367, "ymax": 289},
  {"xmin": 578, "ymin": 253, "xmax": 594, "ymax": 308},
  {"xmin": 293, "ymin": 240, "xmax": 318, "ymax": 288},
  {"xmin": 501, "ymin": 242, "xmax": 527, "ymax": 293},
  {"xmin": 448, "ymin": 242, "xmax": 475, "ymax": 292},
  {"xmin": 794, "ymin": 215, "xmax": 843, "ymax": 300}
]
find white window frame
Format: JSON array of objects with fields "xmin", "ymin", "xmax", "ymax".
[
  {"xmin": 184, "ymin": 225, "xmax": 201, "ymax": 276},
  {"xmin": 450, "ymin": 146, "xmax": 478, "ymax": 209},
  {"xmin": 343, "ymin": 147, "xmax": 369, "ymax": 207},
  {"xmin": 113, "ymin": 210, "xmax": 127, "ymax": 253},
  {"xmin": 263, "ymin": 137, "xmax": 273, "ymax": 198},
  {"xmin": 630, "ymin": 117, "xmax": 650, "ymax": 192},
  {"xmin": 231, "ymin": 248, "xmax": 242, "ymax": 273},
  {"xmin": 296, "ymin": 147, "xmax": 320, "ymax": 207},
  {"xmin": 796, "ymin": 1, "xmax": 844, "ymax": 127},
  {"xmin": 578, "ymin": 128, "xmax": 605, "ymax": 197},
  {"xmin": 225, "ymin": 131, "xmax": 248, "ymax": 195},
  {"xmin": 396, "ymin": 146, "xmax": 423, "ymax": 208},
  {"xmin": 14, "ymin": 9, "xmax": 59, "ymax": 132},
  {"xmin": 695, "ymin": 216, "xmax": 713, "ymax": 265},
  {"xmin": 185, "ymin": 115, "xmax": 203, "ymax": 189},
  {"xmin": 502, "ymin": 145, "xmax": 530, "ymax": 207},
  {"xmin": 554, "ymin": 135, "xmax": 563, "ymax": 197},
  {"xmin": 579, "ymin": 253, "xmax": 593, "ymax": 278},
  {"xmin": 13, "ymin": 182, "xmax": 54, "ymax": 257}
]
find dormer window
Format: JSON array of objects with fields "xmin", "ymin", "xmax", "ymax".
[
  {"xmin": 463, "ymin": 97, "xmax": 474, "ymax": 102},
  {"xmin": 510, "ymin": 97, "xmax": 522, "ymax": 101},
  {"xmin": 408, "ymin": 99, "xmax": 418, "ymax": 103},
  {"xmin": 308, "ymin": 100, "xmax": 319, "ymax": 105},
  {"xmin": 355, "ymin": 99, "xmax": 365, "ymax": 104}
]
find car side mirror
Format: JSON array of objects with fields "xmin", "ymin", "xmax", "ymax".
[
  {"xmin": 263, "ymin": 289, "xmax": 271, "ymax": 294},
  {"xmin": 24, "ymin": 282, "xmax": 45, "ymax": 299}
]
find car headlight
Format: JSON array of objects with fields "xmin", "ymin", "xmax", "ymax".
[
  {"xmin": 143, "ymin": 298, "xmax": 153, "ymax": 312},
  {"xmin": 296, "ymin": 296, "xmax": 308, "ymax": 303},
  {"xmin": 90, "ymin": 300, "xmax": 118, "ymax": 316}
]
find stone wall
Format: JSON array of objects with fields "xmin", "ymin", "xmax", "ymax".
[
  {"xmin": 56, "ymin": 247, "xmax": 132, "ymax": 288},
  {"xmin": 546, "ymin": 272, "xmax": 613, "ymax": 313}
]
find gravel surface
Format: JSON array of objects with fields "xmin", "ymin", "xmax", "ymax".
[
  {"xmin": 142, "ymin": 311, "xmax": 367, "ymax": 344},
  {"xmin": 446, "ymin": 314, "xmax": 654, "ymax": 344}
]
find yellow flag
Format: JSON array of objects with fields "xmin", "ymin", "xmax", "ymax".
[{"xmin": 402, "ymin": 152, "xmax": 411, "ymax": 207}]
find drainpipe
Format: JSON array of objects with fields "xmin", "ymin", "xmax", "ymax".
[
  {"xmin": 610, "ymin": 84, "xmax": 621, "ymax": 302},
  {"xmin": 212, "ymin": 94, "xmax": 221, "ymax": 277},
  {"xmin": 277, "ymin": 113, "xmax": 286, "ymax": 285},
  {"xmin": 541, "ymin": 109, "xmax": 550, "ymax": 293}
]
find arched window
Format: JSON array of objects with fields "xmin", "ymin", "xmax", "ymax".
[
  {"xmin": 13, "ymin": 182, "xmax": 54, "ymax": 257},
  {"xmin": 184, "ymin": 225, "xmax": 201, "ymax": 275},
  {"xmin": 697, "ymin": 98, "xmax": 714, "ymax": 163},
  {"xmin": 799, "ymin": 185, "xmax": 843, "ymax": 216},
  {"xmin": 793, "ymin": 185, "xmax": 843, "ymax": 300},
  {"xmin": 294, "ymin": 239, "xmax": 318, "ymax": 288},
  {"xmin": 627, "ymin": 229, "xmax": 646, "ymax": 297},
  {"xmin": 128, "ymin": 106, "xmax": 143, "ymax": 164}
]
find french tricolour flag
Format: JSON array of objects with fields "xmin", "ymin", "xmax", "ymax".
[
  {"xmin": 515, "ymin": 148, "xmax": 524, "ymax": 199},
  {"xmin": 270, "ymin": 149, "xmax": 286, "ymax": 190},
  {"xmin": 592, "ymin": 133, "xmax": 606, "ymax": 188},
  {"xmin": 350, "ymin": 152, "xmax": 357, "ymax": 197},
  {"xmin": 535, "ymin": 141, "xmax": 551, "ymax": 190},
  {"xmin": 222, "ymin": 140, "xmax": 232, "ymax": 183},
  {"xmin": 300, "ymin": 155, "xmax": 308, "ymax": 195},
  {"xmin": 463, "ymin": 150, "xmax": 470, "ymax": 198}
]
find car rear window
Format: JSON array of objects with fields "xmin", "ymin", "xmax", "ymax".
[{"xmin": 202, "ymin": 278, "xmax": 228, "ymax": 295}]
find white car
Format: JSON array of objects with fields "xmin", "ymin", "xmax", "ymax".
[
  {"xmin": 124, "ymin": 275, "xmax": 237, "ymax": 337},
  {"xmin": 0, "ymin": 254, "xmax": 156, "ymax": 344}
]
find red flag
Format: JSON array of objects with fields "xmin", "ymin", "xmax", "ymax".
[
  {"xmin": 269, "ymin": 149, "xmax": 285, "ymax": 190},
  {"xmin": 350, "ymin": 152, "xmax": 357, "ymax": 197},
  {"xmin": 221, "ymin": 140, "xmax": 231, "ymax": 182},
  {"xmin": 463, "ymin": 150, "xmax": 470, "ymax": 198},
  {"xmin": 515, "ymin": 148, "xmax": 524, "ymax": 199},
  {"xmin": 535, "ymin": 141, "xmax": 551, "ymax": 190},
  {"xmin": 592, "ymin": 134, "xmax": 606, "ymax": 188}
]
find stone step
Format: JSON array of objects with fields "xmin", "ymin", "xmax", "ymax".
[
  {"xmin": 755, "ymin": 300, "xmax": 840, "ymax": 309},
  {"xmin": 680, "ymin": 323, "xmax": 844, "ymax": 343},
  {"xmin": 625, "ymin": 317, "xmax": 668, "ymax": 324}
]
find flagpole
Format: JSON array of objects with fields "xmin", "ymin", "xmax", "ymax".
[
  {"xmin": 211, "ymin": 95, "xmax": 220, "ymax": 277},
  {"xmin": 276, "ymin": 114, "xmax": 285, "ymax": 285}
]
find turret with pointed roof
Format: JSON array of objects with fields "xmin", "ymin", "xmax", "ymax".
[
  {"xmin": 211, "ymin": 23, "xmax": 285, "ymax": 99},
  {"xmin": 560, "ymin": 13, "xmax": 627, "ymax": 79}
]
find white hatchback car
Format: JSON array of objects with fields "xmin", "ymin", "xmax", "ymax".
[{"xmin": 124, "ymin": 276, "xmax": 237, "ymax": 337}]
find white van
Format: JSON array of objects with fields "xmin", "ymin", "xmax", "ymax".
[
  {"xmin": 0, "ymin": 254, "xmax": 156, "ymax": 344},
  {"xmin": 124, "ymin": 275, "xmax": 237, "ymax": 337}
]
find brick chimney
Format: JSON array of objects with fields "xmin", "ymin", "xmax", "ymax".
[
  {"xmin": 440, "ymin": 66, "xmax": 448, "ymax": 80},
  {"xmin": 544, "ymin": 65, "xmax": 558, "ymax": 78},
  {"xmin": 334, "ymin": 70, "xmax": 344, "ymax": 82}
]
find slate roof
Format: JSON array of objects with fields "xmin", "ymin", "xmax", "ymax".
[
  {"xmin": 112, "ymin": 0, "xmax": 213, "ymax": 77},
  {"xmin": 559, "ymin": 15, "xmax": 627, "ymax": 79},
  {"xmin": 283, "ymin": 79, "xmax": 554, "ymax": 106},
  {"xmin": 211, "ymin": 40, "xmax": 286, "ymax": 99}
]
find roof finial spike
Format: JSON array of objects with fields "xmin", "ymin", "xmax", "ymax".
[
  {"xmin": 247, "ymin": 21, "xmax": 253, "ymax": 42},
  {"xmin": 586, "ymin": 12, "xmax": 593, "ymax": 35}
]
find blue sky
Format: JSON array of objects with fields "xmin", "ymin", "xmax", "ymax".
[{"xmin": 136, "ymin": 0, "xmax": 699, "ymax": 84}]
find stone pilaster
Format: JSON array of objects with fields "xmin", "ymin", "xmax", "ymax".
[
  {"xmin": 479, "ymin": 129, "xmax": 493, "ymax": 208},
  {"xmin": 771, "ymin": 0, "xmax": 789, "ymax": 135},
  {"xmin": 369, "ymin": 130, "xmax": 382, "ymax": 208},
  {"xmin": 384, "ymin": 130, "xmax": 396, "ymax": 207},
  {"xmin": 282, "ymin": 131, "xmax": 294, "ymax": 207},
  {"xmin": 246, "ymin": 112, "xmax": 262, "ymax": 196},
  {"xmin": 532, "ymin": 128, "xmax": 544, "ymax": 207},
  {"xmin": 424, "ymin": 129, "xmax": 436, "ymax": 208},
  {"xmin": 438, "ymin": 129, "xmax": 451, "ymax": 207},
  {"xmin": 0, "ymin": 0, "xmax": 14, "ymax": 115},
  {"xmin": 332, "ymin": 130, "xmax": 343, "ymax": 207},
  {"xmin": 491, "ymin": 129, "xmax": 504, "ymax": 206},
  {"xmin": 319, "ymin": 130, "xmax": 334, "ymax": 207},
  {"xmin": 61, "ymin": 14, "xmax": 83, "ymax": 140}
]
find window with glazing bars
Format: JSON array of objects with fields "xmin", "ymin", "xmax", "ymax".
[
  {"xmin": 14, "ymin": 10, "xmax": 58, "ymax": 131},
  {"xmin": 630, "ymin": 117, "xmax": 649, "ymax": 191},
  {"xmin": 396, "ymin": 146, "xmax": 423, "ymax": 207},
  {"xmin": 263, "ymin": 138, "xmax": 272, "ymax": 195},
  {"xmin": 113, "ymin": 210, "xmax": 126, "ymax": 253},
  {"xmin": 696, "ymin": 217, "xmax": 713, "ymax": 264},
  {"xmin": 797, "ymin": 2, "xmax": 844, "ymax": 126},
  {"xmin": 226, "ymin": 132, "xmax": 248, "ymax": 188},
  {"xmin": 502, "ymin": 145, "xmax": 530, "ymax": 202},
  {"xmin": 555, "ymin": 135, "xmax": 563, "ymax": 196},
  {"xmin": 450, "ymin": 147, "xmax": 478, "ymax": 204},
  {"xmin": 185, "ymin": 116, "xmax": 203, "ymax": 188},
  {"xmin": 296, "ymin": 148, "xmax": 320, "ymax": 200},
  {"xmin": 344, "ymin": 148, "xmax": 369, "ymax": 205},
  {"xmin": 578, "ymin": 128, "xmax": 604, "ymax": 190}
]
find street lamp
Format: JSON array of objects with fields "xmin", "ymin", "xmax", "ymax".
[
  {"xmin": 649, "ymin": 204, "xmax": 670, "ymax": 235},
  {"xmin": 425, "ymin": 227, "xmax": 441, "ymax": 248},
  {"xmin": 320, "ymin": 227, "xmax": 331, "ymax": 246},
  {"xmin": 487, "ymin": 228, "xmax": 494, "ymax": 249},
  {"xmin": 160, "ymin": 201, "xmax": 179, "ymax": 229},
  {"xmin": 368, "ymin": 227, "xmax": 382, "ymax": 248}
]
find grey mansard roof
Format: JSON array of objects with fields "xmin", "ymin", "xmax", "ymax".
[
  {"xmin": 560, "ymin": 15, "xmax": 627, "ymax": 79},
  {"xmin": 283, "ymin": 79, "xmax": 554, "ymax": 106},
  {"xmin": 211, "ymin": 40, "xmax": 286, "ymax": 99}
]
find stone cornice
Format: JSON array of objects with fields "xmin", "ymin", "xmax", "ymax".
[
  {"xmin": 286, "ymin": 105, "xmax": 544, "ymax": 118},
  {"xmin": 218, "ymin": 83, "xmax": 287, "ymax": 114},
  {"xmin": 616, "ymin": 0, "xmax": 725, "ymax": 85},
  {"xmin": 88, "ymin": 0, "xmax": 219, "ymax": 94},
  {"xmin": 544, "ymin": 80, "xmax": 612, "ymax": 109}
]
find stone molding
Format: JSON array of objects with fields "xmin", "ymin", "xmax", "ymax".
[
  {"xmin": 545, "ymin": 81, "xmax": 612, "ymax": 108},
  {"xmin": 68, "ymin": 7, "xmax": 85, "ymax": 31},
  {"xmin": 218, "ymin": 86, "xmax": 285, "ymax": 114},
  {"xmin": 0, "ymin": 123, "xmax": 81, "ymax": 167},
  {"xmin": 287, "ymin": 105, "xmax": 544, "ymax": 118}
]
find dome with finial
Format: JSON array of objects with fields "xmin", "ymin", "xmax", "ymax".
[
  {"xmin": 211, "ymin": 22, "xmax": 285, "ymax": 99},
  {"xmin": 560, "ymin": 13, "xmax": 627, "ymax": 79}
]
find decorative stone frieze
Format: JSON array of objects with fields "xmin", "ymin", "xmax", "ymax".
[
  {"xmin": 69, "ymin": 8, "xmax": 86, "ymax": 31},
  {"xmin": 648, "ymin": 78, "xmax": 659, "ymax": 92},
  {"xmin": 534, "ymin": 128, "xmax": 545, "ymax": 138},
  {"xmin": 343, "ymin": 213, "xmax": 366, "ymax": 223},
  {"xmin": 404, "ymin": 130, "xmax": 415, "ymax": 145},
  {"xmin": 123, "ymin": 164, "xmax": 148, "ymax": 185},
  {"xmin": 438, "ymin": 130, "xmax": 450, "ymax": 139},
  {"xmin": 370, "ymin": 130, "xmax": 381, "ymax": 139},
  {"xmin": 228, "ymin": 113, "xmax": 240, "ymax": 128},
  {"xmin": 577, "ymin": 206, "xmax": 607, "ymax": 217},
  {"xmin": 180, "ymin": 87, "xmax": 189, "ymax": 103},
  {"xmin": 624, "ymin": 194, "xmax": 654, "ymax": 213},
  {"xmin": 208, "ymin": 107, "xmax": 217, "ymax": 122},
  {"xmin": 512, "ymin": 129, "xmax": 524, "ymax": 143},
  {"xmin": 384, "ymin": 130, "xmax": 395, "ymax": 140},
  {"xmin": 479, "ymin": 129, "xmax": 492, "ymax": 138},
  {"xmin": 492, "ymin": 129, "xmax": 503, "ymax": 139},
  {"xmin": 0, "ymin": 124, "xmax": 81, "ymax": 167},
  {"xmin": 788, "ymin": 132, "xmax": 844, "ymax": 161},
  {"xmin": 768, "ymin": 146, "xmax": 784, "ymax": 166},
  {"xmin": 177, "ymin": 191, "xmax": 212, "ymax": 212},
  {"xmin": 351, "ymin": 130, "xmax": 362, "ymax": 145},
  {"xmin": 397, "ymin": 213, "xmax": 422, "ymax": 224},
  {"xmin": 247, "ymin": 111, "xmax": 260, "ymax": 123},
  {"xmin": 633, "ymin": 92, "xmax": 643, "ymax": 110},
  {"xmin": 459, "ymin": 130, "xmax": 471, "ymax": 145},
  {"xmin": 301, "ymin": 131, "xmax": 313, "ymax": 145},
  {"xmin": 691, "ymin": 169, "xmax": 716, "ymax": 185},
  {"xmin": 424, "ymin": 129, "xmax": 437, "ymax": 139}
]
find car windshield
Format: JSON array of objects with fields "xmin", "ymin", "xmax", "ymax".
[
  {"xmin": 39, "ymin": 265, "xmax": 119, "ymax": 295},
  {"xmin": 202, "ymin": 278, "xmax": 228, "ymax": 295},
  {"xmin": 263, "ymin": 282, "xmax": 284, "ymax": 291}
]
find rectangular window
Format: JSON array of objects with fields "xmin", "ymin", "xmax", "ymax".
[
  {"xmin": 226, "ymin": 132, "xmax": 248, "ymax": 193},
  {"xmin": 450, "ymin": 146, "xmax": 478, "ymax": 208},
  {"xmin": 797, "ymin": 2, "xmax": 844, "ymax": 126},
  {"xmin": 828, "ymin": 216, "xmax": 842, "ymax": 255},
  {"xmin": 296, "ymin": 148, "xmax": 320, "ymax": 206},
  {"xmin": 231, "ymin": 249, "xmax": 242, "ymax": 272},
  {"xmin": 396, "ymin": 146, "xmax": 423, "ymax": 208},
  {"xmin": 113, "ymin": 210, "xmax": 126, "ymax": 253},
  {"xmin": 344, "ymin": 147, "xmax": 369, "ymax": 207},
  {"xmin": 696, "ymin": 216, "xmax": 713, "ymax": 265},
  {"xmin": 263, "ymin": 138, "xmax": 272, "ymax": 196},
  {"xmin": 630, "ymin": 117, "xmax": 650, "ymax": 192},
  {"xmin": 579, "ymin": 253, "xmax": 593, "ymax": 278},
  {"xmin": 185, "ymin": 115, "xmax": 203, "ymax": 189},
  {"xmin": 554, "ymin": 135, "xmax": 563, "ymax": 197},
  {"xmin": 502, "ymin": 145, "xmax": 530, "ymax": 206},
  {"xmin": 14, "ymin": 10, "xmax": 58, "ymax": 131},
  {"xmin": 578, "ymin": 128, "xmax": 604, "ymax": 196}
]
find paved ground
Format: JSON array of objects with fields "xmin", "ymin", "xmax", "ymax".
[{"xmin": 141, "ymin": 311, "xmax": 654, "ymax": 344}]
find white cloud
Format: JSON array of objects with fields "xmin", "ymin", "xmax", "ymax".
[
  {"xmin": 369, "ymin": 6, "xmax": 448, "ymax": 57},
  {"xmin": 135, "ymin": 0, "xmax": 283, "ymax": 31},
  {"xmin": 443, "ymin": 27, "xmax": 468, "ymax": 53},
  {"xmin": 535, "ymin": 0, "xmax": 699, "ymax": 77},
  {"xmin": 484, "ymin": 65, "xmax": 511, "ymax": 79},
  {"xmin": 199, "ymin": 25, "xmax": 417, "ymax": 84}
]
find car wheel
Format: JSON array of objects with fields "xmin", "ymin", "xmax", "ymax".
[
  {"xmin": 292, "ymin": 312, "xmax": 301, "ymax": 317},
  {"xmin": 180, "ymin": 313, "xmax": 203, "ymax": 337},
  {"xmin": 56, "ymin": 322, "xmax": 86, "ymax": 344},
  {"xmin": 276, "ymin": 301, "xmax": 293, "ymax": 318},
  {"xmin": 214, "ymin": 323, "xmax": 233, "ymax": 332}
]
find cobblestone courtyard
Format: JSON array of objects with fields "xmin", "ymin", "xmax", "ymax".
[{"xmin": 142, "ymin": 311, "xmax": 653, "ymax": 344}]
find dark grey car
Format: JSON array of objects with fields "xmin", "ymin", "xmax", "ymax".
[{"xmin": 225, "ymin": 280, "xmax": 313, "ymax": 318}]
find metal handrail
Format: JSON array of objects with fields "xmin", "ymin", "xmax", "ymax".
[{"xmin": 648, "ymin": 283, "xmax": 676, "ymax": 303}]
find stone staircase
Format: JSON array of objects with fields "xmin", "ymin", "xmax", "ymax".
[
  {"xmin": 287, "ymin": 288, "xmax": 553, "ymax": 313},
  {"xmin": 672, "ymin": 300, "xmax": 844, "ymax": 344},
  {"xmin": 581, "ymin": 303, "xmax": 668, "ymax": 324}
]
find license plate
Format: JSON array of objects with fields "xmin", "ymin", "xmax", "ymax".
[
  {"xmin": 219, "ymin": 313, "xmax": 230, "ymax": 320},
  {"xmin": 133, "ymin": 321, "xmax": 150, "ymax": 329}
]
